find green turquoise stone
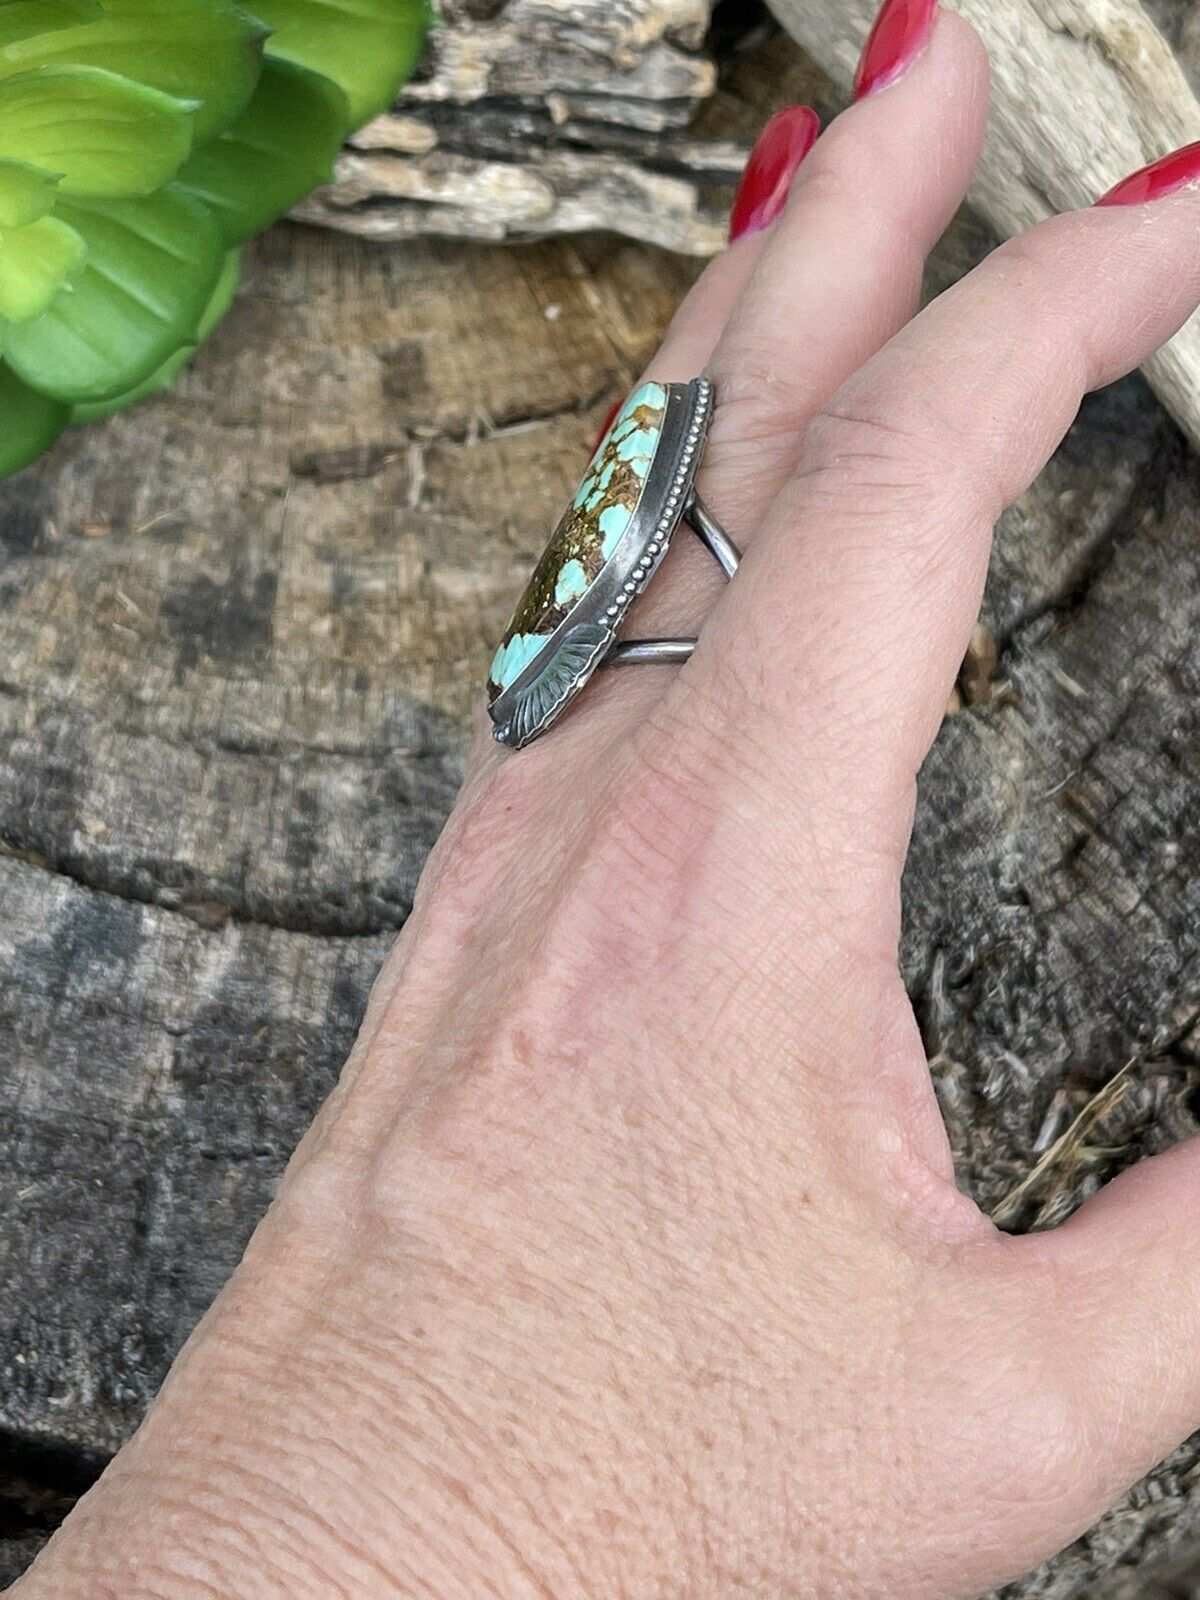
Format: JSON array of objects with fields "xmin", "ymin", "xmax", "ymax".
[
  {"xmin": 554, "ymin": 558, "xmax": 588, "ymax": 605},
  {"xmin": 490, "ymin": 631, "xmax": 543, "ymax": 690},
  {"xmin": 489, "ymin": 380, "xmax": 667, "ymax": 694}
]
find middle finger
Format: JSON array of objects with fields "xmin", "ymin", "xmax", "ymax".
[{"xmin": 628, "ymin": 3, "xmax": 990, "ymax": 650}]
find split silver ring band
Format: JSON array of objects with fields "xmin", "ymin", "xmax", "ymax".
[{"xmin": 487, "ymin": 378, "xmax": 740, "ymax": 749}]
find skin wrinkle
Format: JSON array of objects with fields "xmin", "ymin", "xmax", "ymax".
[
  {"xmin": 167, "ymin": 1450, "xmax": 395, "ymax": 1594},
  {"xmin": 219, "ymin": 1293, "xmax": 605, "ymax": 1598},
  {"xmin": 92, "ymin": 1476, "xmax": 357, "ymax": 1600}
]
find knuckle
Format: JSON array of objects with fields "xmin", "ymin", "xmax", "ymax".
[
  {"xmin": 637, "ymin": 644, "xmax": 771, "ymax": 791},
  {"xmin": 799, "ymin": 379, "xmax": 1006, "ymax": 544},
  {"xmin": 416, "ymin": 747, "xmax": 560, "ymax": 923},
  {"xmin": 784, "ymin": 149, "xmax": 847, "ymax": 216},
  {"xmin": 988, "ymin": 215, "xmax": 1080, "ymax": 289},
  {"xmin": 963, "ymin": 222, "xmax": 1091, "ymax": 389},
  {"xmin": 982, "ymin": 1359, "xmax": 1093, "ymax": 1520},
  {"xmin": 798, "ymin": 151, "xmax": 929, "ymax": 282},
  {"xmin": 705, "ymin": 351, "xmax": 820, "ymax": 448},
  {"xmin": 806, "ymin": 383, "xmax": 952, "ymax": 490},
  {"xmin": 604, "ymin": 708, "xmax": 726, "ymax": 881},
  {"xmin": 925, "ymin": 1251, "xmax": 1109, "ymax": 1540}
]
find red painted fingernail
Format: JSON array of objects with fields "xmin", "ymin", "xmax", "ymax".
[
  {"xmin": 590, "ymin": 399, "xmax": 620, "ymax": 453},
  {"xmin": 729, "ymin": 105, "xmax": 820, "ymax": 242},
  {"xmin": 853, "ymin": 0, "xmax": 938, "ymax": 100},
  {"xmin": 1094, "ymin": 141, "xmax": 1200, "ymax": 207}
]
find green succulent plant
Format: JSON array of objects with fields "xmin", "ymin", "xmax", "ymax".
[{"xmin": 0, "ymin": 0, "xmax": 430, "ymax": 475}]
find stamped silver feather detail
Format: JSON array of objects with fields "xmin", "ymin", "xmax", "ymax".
[{"xmin": 494, "ymin": 623, "xmax": 612, "ymax": 749}]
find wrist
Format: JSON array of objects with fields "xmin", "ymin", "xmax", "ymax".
[{"xmin": 11, "ymin": 1160, "xmax": 626, "ymax": 1600}]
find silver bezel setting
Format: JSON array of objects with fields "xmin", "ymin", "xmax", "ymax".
[{"xmin": 488, "ymin": 377, "xmax": 713, "ymax": 750}]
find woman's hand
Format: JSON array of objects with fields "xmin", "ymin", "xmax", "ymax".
[{"xmin": 15, "ymin": 5, "xmax": 1200, "ymax": 1597}]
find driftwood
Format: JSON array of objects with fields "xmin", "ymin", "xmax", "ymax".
[
  {"xmin": 296, "ymin": 0, "xmax": 743, "ymax": 255},
  {"xmin": 2, "ymin": 20, "xmax": 1200, "ymax": 1600},
  {"xmin": 299, "ymin": 0, "xmax": 1200, "ymax": 436},
  {"xmin": 2, "ymin": 199, "xmax": 1200, "ymax": 1599},
  {"xmin": 767, "ymin": 0, "xmax": 1200, "ymax": 449}
]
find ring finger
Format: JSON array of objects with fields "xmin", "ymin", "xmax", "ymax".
[
  {"xmin": 475, "ymin": 0, "xmax": 988, "ymax": 764},
  {"xmin": 627, "ymin": 3, "xmax": 990, "ymax": 650}
]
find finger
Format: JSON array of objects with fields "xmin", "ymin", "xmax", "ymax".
[
  {"xmin": 487, "ymin": 7, "xmax": 987, "ymax": 761},
  {"xmin": 986, "ymin": 1137, "xmax": 1200, "ymax": 1552},
  {"xmin": 628, "ymin": 7, "xmax": 989, "ymax": 644},
  {"xmin": 703, "ymin": 7, "xmax": 988, "ymax": 535},
  {"xmin": 645, "ymin": 105, "xmax": 821, "ymax": 387},
  {"xmin": 684, "ymin": 163, "xmax": 1200, "ymax": 828}
]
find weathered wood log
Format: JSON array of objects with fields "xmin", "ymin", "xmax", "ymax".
[
  {"xmin": 3, "ymin": 23, "xmax": 1200, "ymax": 1600},
  {"xmin": 296, "ymin": 0, "xmax": 743, "ymax": 255},
  {"xmin": 299, "ymin": 0, "xmax": 1200, "ymax": 437},
  {"xmin": 766, "ymin": 0, "xmax": 1200, "ymax": 449},
  {"xmin": 0, "ymin": 219, "xmax": 698, "ymax": 1587}
]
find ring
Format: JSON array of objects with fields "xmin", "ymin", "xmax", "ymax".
[{"xmin": 487, "ymin": 378, "xmax": 740, "ymax": 749}]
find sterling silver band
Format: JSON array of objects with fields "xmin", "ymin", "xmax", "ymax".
[
  {"xmin": 604, "ymin": 492, "xmax": 740, "ymax": 667},
  {"xmin": 690, "ymin": 494, "xmax": 742, "ymax": 579}
]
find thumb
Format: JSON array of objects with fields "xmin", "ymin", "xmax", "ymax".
[{"xmin": 1008, "ymin": 1135, "xmax": 1200, "ymax": 1525}]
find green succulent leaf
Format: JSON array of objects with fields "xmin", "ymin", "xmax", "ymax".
[
  {"xmin": 72, "ymin": 244, "xmax": 242, "ymax": 420},
  {"xmin": 0, "ymin": 0, "xmax": 268, "ymax": 146},
  {"xmin": 0, "ymin": 0, "xmax": 428, "ymax": 478},
  {"xmin": 0, "ymin": 213, "xmax": 86, "ymax": 320},
  {"xmin": 0, "ymin": 1, "xmax": 103, "ymax": 50},
  {"xmin": 4, "ymin": 185, "xmax": 224, "ymax": 402},
  {"xmin": 179, "ymin": 57, "xmax": 348, "ymax": 246},
  {"xmin": 0, "ymin": 158, "xmax": 61, "ymax": 225},
  {"xmin": 0, "ymin": 360, "xmax": 69, "ymax": 473},
  {"xmin": 248, "ymin": 0, "xmax": 431, "ymax": 126},
  {"xmin": 68, "ymin": 338, "xmax": 195, "ymax": 421},
  {"xmin": 0, "ymin": 66, "xmax": 196, "ymax": 198},
  {"xmin": 199, "ymin": 244, "xmax": 243, "ymax": 331}
]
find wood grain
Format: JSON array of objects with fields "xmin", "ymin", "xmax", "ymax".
[{"xmin": 297, "ymin": 0, "xmax": 740, "ymax": 255}]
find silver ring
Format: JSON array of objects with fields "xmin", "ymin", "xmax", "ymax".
[{"xmin": 487, "ymin": 378, "xmax": 739, "ymax": 750}]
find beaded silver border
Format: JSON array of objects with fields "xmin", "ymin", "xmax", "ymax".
[{"xmin": 488, "ymin": 377, "xmax": 713, "ymax": 750}]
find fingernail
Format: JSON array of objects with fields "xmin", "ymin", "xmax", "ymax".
[
  {"xmin": 729, "ymin": 104, "xmax": 820, "ymax": 242},
  {"xmin": 590, "ymin": 399, "xmax": 621, "ymax": 453},
  {"xmin": 1094, "ymin": 141, "xmax": 1200, "ymax": 207},
  {"xmin": 853, "ymin": 0, "xmax": 938, "ymax": 101}
]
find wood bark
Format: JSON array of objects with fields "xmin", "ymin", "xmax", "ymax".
[
  {"xmin": 2, "ymin": 21, "xmax": 1200, "ymax": 1600},
  {"xmin": 296, "ymin": 0, "xmax": 743, "ymax": 256},
  {"xmin": 766, "ymin": 0, "xmax": 1200, "ymax": 448},
  {"xmin": 0, "ymin": 219, "xmax": 699, "ymax": 1587}
]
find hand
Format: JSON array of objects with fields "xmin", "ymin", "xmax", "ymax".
[{"xmin": 15, "ymin": 5, "xmax": 1200, "ymax": 1598}]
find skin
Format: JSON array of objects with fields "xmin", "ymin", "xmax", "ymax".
[{"xmin": 14, "ymin": 16, "xmax": 1200, "ymax": 1600}]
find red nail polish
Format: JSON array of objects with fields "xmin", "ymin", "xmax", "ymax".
[
  {"xmin": 729, "ymin": 105, "xmax": 820, "ymax": 242},
  {"xmin": 590, "ymin": 400, "xmax": 620, "ymax": 453},
  {"xmin": 853, "ymin": 0, "xmax": 938, "ymax": 101},
  {"xmin": 1094, "ymin": 141, "xmax": 1200, "ymax": 207}
]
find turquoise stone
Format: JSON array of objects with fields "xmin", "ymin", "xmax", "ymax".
[
  {"xmin": 489, "ymin": 380, "xmax": 667, "ymax": 695},
  {"xmin": 616, "ymin": 425, "xmax": 657, "ymax": 463},
  {"xmin": 599, "ymin": 503, "xmax": 632, "ymax": 556},
  {"xmin": 554, "ymin": 559, "xmax": 588, "ymax": 606},
  {"xmin": 490, "ymin": 631, "xmax": 544, "ymax": 691}
]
